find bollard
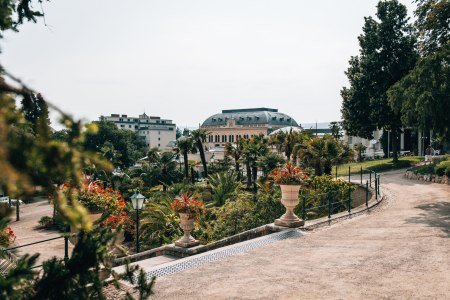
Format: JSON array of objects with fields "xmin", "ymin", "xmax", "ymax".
[
  {"xmin": 365, "ymin": 180, "xmax": 369, "ymax": 207},
  {"xmin": 377, "ymin": 175, "xmax": 380, "ymax": 196},
  {"xmin": 369, "ymin": 171, "xmax": 372, "ymax": 188}
]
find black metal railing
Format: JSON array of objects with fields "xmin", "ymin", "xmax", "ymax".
[
  {"xmin": 301, "ymin": 168, "xmax": 381, "ymax": 222},
  {"xmin": 0, "ymin": 234, "xmax": 70, "ymax": 269}
]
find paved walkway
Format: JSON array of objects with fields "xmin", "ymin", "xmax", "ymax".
[
  {"xmin": 9, "ymin": 198, "xmax": 73, "ymax": 266},
  {"xmin": 149, "ymin": 170, "xmax": 450, "ymax": 299}
]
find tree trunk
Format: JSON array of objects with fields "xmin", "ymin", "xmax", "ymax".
[
  {"xmin": 252, "ymin": 165, "xmax": 258, "ymax": 192},
  {"xmin": 246, "ymin": 162, "xmax": 252, "ymax": 189},
  {"xmin": 197, "ymin": 140, "xmax": 208, "ymax": 177},
  {"xmin": 183, "ymin": 152, "xmax": 189, "ymax": 179},
  {"xmin": 235, "ymin": 158, "xmax": 240, "ymax": 180},
  {"xmin": 392, "ymin": 131, "xmax": 399, "ymax": 162}
]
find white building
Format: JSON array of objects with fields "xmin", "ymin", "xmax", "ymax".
[{"xmin": 100, "ymin": 113, "xmax": 176, "ymax": 150}]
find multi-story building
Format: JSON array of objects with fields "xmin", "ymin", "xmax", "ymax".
[
  {"xmin": 100, "ymin": 113, "xmax": 176, "ymax": 149},
  {"xmin": 201, "ymin": 108, "xmax": 300, "ymax": 149}
]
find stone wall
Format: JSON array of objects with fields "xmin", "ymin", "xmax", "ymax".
[{"xmin": 404, "ymin": 171, "xmax": 449, "ymax": 184}]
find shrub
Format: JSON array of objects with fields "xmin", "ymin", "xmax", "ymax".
[
  {"xmin": 38, "ymin": 216, "xmax": 54, "ymax": 229},
  {"xmin": 0, "ymin": 227, "xmax": 16, "ymax": 247},
  {"xmin": 435, "ymin": 161, "xmax": 450, "ymax": 177}
]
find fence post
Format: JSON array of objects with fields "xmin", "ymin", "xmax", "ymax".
[
  {"xmin": 64, "ymin": 225, "xmax": 70, "ymax": 262},
  {"xmin": 15, "ymin": 198, "xmax": 20, "ymax": 221},
  {"xmin": 302, "ymin": 194, "xmax": 306, "ymax": 221},
  {"xmin": 377, "ymin": 175, "xmax": 380, "ymax": 196},
  {"xmin": 64, "ymin": 236, "xmax": 69, "ymax": 262},
  {"xmin": 348, "ymin": 166, "xmax": 351, "ymax": 183},
  {"xmin": 365, "ymin": 180, "xmax": 369, "ymax": 207},
  {"xmin": 360, "ymin": 166, "xmax": 363, "ymax": 184},
  {"xmin": 375, "ymin": 177, "xmax": 378, "ymax": 201},
  {"xmin": 348, "ymin": 186, "xmax": 351, "ymax": 214},
  {"xmin": 369, "ymin": 171, "xmax": 372, "ymax": 188},
  {"xmin": 327, "ymin": 193, "xmax": 331, "ymax": 219}
]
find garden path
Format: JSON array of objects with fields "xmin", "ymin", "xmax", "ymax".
[
  {"xmin": 8, "ymin": 198, "xmax": 73, "ymax": 267},
  {"xmin": 148, "ymin": 170, "xmax": 450, "ymax": 299}
]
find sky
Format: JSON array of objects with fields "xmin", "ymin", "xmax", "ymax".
[{"xmin": 2, "ymin": 0, "xmax": 415, "ymax": 129}]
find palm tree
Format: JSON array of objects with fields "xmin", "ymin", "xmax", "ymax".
[
  {"xmin": 191, "ymin": 129, "xmax": 209, "ymax": 178},
  {"xmin": 242, "ymin": 135, "xmax": 268, "ymax": 190},
  {"xmin": 224, "ymin": 139, "xmax": 244, "ymax": 179},
  {"xmin": 146, "ymin": 147, "xmax": 160, "ymax": 164},
  {"xmin": 174, "ymin": 136, "xmax": 195, "ymax": 179},
  {"xmin": 208, "ymin": 171, "xmax": 240, "ymax": 206}
]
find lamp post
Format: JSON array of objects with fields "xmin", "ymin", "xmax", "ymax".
[{"xmin": 130, "ymin": 191, "xmax": 146, "ymax": 253}]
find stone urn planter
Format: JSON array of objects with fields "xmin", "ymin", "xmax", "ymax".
[
  {"xmin": 175, "ymin": 213, "xmax": 200, "ymax": 248},
  {"xmin": 274, "ymin": 185, "xmax": 304, "ymax": 227}
]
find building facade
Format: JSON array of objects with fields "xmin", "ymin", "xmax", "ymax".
[
  {"xmin": 201, "ymin": 108, "xmax": 300, "ymax": 149},
  {"xmin": 100, "ymin": 113, "xmax": 176, "ymax": 149}
]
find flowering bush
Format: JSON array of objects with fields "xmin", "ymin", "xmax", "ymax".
[
  {"xmin": 0, "ymin": 226, "xmax": 16, "ymax": 247},
  {"xmin": 171, "ymin": 192, "xmax": 205, "ymax": 219},
  {"xmin": 271, "ymin": 162, "xmax": 309, "ymax": 185},
  {"xmin": 102, "ymin": 213, "xmax": 135, "ymax": 234}
]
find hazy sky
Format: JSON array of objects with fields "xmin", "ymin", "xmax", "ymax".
[{"xmin": 2, "ymin": 0, "xmax": 415, "ymax": 128}]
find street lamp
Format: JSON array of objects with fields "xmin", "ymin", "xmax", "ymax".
[{"xmin": 130, "ymin": 191, "xmax": 146, "ymax": 253}]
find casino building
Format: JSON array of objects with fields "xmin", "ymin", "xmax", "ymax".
[{"xmin": 201, "ymin": 108, "xmax": 300, "ymax": 149}]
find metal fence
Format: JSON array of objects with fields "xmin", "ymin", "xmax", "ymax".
[{"xmin": 299, "ymin": 167, "xmax": 381, "ymax": 221}]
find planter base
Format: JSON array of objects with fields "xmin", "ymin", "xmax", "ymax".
[
  {"xmin": 274, "ymin": 218, "xmax": 304, "ymax": 228},
  {"xmin": 175, "ymin": 238, "xmax": 200, "ymax": 248}
]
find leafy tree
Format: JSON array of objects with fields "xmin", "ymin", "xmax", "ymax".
[
  {"xmin": 0, "ymin": 2, "xmax": 154, "ymax": 298},
  {"xmin": 388, "ymin": 1, "xmax": 450, "ymax": 141},
  {"xmin": 329, "ymin": 121, "xmax": 343, "ymax": 141},
  {"xmin": 341, "ymin": 0, "xmax": 417, "ymax": 162},
  {"xmin": 84, "ymin": 121, "xmax": 147, "ymax": 169}
]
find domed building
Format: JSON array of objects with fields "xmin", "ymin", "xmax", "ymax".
[{"xmin": 201, "ymin": 108, "xmax": 300, "ymax": 148}]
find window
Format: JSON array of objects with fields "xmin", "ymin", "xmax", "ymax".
[
  {"xmin": 222, "ymin": 135, "xmax": 227, "ymax": 142},
  {"xmin": 158, "ymin": 131, "xmax": 161, "ymax": 134},
  {"xmin": 229, "ymin": 135, "xmax": 234, "ymax": 142},
  {"xmin": 120, "ymin": 125, "xmax": 125, "ymax": 128},
  {"xmin": 158, "ymin": 144, "xmax": 160, "ymax": 147},
  {"xmin": 215, "ymin": 135, "xmax": 220, "ymax": 142},
  {"xmin": 129, "ymin": 125, "xmax": 131, "ymax": 128},
  {"xmin": 158, "ymin": 137, "xmax": 160, "ymax": 141},
  {"xmin": 209, "ymin": 136, "xmax": 213, "ymax": 142}
]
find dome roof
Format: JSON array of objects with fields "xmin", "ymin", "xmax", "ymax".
[
  {"xmin": 269, "ymin": 126, "xmax": 303, "ymax": 135},
  {"xmin": 201, "ymin": 108, "xmax": 298, "ymax": 127}
]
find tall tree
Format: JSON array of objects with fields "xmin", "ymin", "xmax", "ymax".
[
  {"xmin": 174, "ymin": 136, "xmax": 195, "ymax": 179},
  {"xmin": 388, "ymin": 0, "xmax": 450, "ymax": 141},
  {"xmin": 191, "ymin": 129, "xmax": 209, "ymax": 177},
  {"xmin": 224, "ymin": 139, "xmax": 244, "ymax": 179},
  {"xmin": 341, "ymin": 0, "xmax": 417, "ymax": 162}
]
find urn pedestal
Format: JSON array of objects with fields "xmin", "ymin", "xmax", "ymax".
[
  {"xmin": 175, "ymin": 213, "xmax": 200, "ymax": 248},
  {"xmin": 274, "ymin": 185, "xmax": 304, "ymax": 227}
]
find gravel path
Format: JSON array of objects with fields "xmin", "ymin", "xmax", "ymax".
[{"xmin": 149, "ymin": 170, "xmax": 450, "ymax": 299}]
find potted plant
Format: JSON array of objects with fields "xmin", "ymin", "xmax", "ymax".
[
  {"xmin": 271, "ymin": 162, "xmax": 308, "ymax": 227},
  {"xmin": 170, "ymin": 192, "xmax": 205, "ymax": 248}
]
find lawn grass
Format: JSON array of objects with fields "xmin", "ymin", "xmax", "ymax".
[{"xmin": 336, "ymin": 156, "xmax": 424, "ymax": 176}]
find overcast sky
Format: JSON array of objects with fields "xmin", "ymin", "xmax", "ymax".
[{"xmin": 2, "ymin": 0, "xmax": 415, "ymax": 128}]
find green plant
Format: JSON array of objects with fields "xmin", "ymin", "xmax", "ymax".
[
  {"xmin": 435, "ymin": 160, "xmax": 450, "ymax": 177},
  {"xmin": 208, "ymin": 171, "xmax": 241, "ymax": 206},
  {"xmin": 38, "ymin": 216, "xmax": 53, "ymax": 229},
  {"xmin": 271, "ymin": 162, "xmax": 309, "ymax": 185}
]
